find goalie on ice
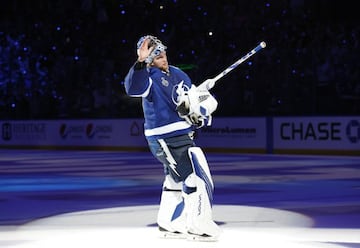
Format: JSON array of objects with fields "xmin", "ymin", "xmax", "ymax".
[{"xmin": 124, "ymin": 35, "xmax": 221, "ymax": 241}]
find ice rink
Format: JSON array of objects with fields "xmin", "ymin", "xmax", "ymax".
[{"xmin": 0, "ymin": 149, "xmax": 359, "ymax": 247}]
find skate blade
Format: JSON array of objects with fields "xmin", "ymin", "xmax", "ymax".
[
  {"xmin": 159, "ymin": 231, "xmax": 187, "ymax": 239},
  {"xmin": 187, "ymin": 232, "xmax": 219, "ymax": 242}
]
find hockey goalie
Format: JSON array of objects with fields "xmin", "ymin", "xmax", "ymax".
[{"xmin": 124, "ymin": 35, "xmax": 221, "ymax": 241}]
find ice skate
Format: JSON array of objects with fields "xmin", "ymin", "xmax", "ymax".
[
  {"xmin": 158, "ymin": 226, "xmax": 187, "ymax": 239},
  {"xmin": 184, "ymin": 189, "xmax": 222, "ymax": 242},
  {"xmin": 187, "ymin": 231, "xmax": 220, "ymax": 242}
]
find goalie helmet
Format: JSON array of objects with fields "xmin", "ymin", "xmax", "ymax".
[{"xmin": 137, "ymin": 35, "xmax": 167, "ymax": 64}]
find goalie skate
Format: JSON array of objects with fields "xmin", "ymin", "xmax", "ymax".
[
  {"xmin": 158, "ymin": 226, "xmax": 187, "ymax": 239},
  {"xmin": 187, "ymin": 232, "xmax": 219, "ymax": 242}
]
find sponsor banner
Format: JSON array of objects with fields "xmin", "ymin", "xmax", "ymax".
[
  {"xmin": 195, "ymin": 117, "xmax": 267, "ymax": 149},
  {"xmin": 0, "ymin": 119, "xmax": 148, "ymax": 147},
  {"xmin": 4, "ymin": 117, "xmax": 357, "ymax": 153},
  {"xmin": 273, "ymin": 116, "xmax": 360, "ymax": 150},
  {"xmin": 0, "ymin": 118, "xmax": 266, "ymax": 150}
]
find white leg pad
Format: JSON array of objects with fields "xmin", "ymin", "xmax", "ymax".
[
  {"xmin": 184, "ymin": 147, "xmax": 221, "ymax": 238},
  {"xmin": 157, "ymin": 175, "xmax": 187, "ymax": 234}
]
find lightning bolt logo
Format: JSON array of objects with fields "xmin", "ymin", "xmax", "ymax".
[{"xmin": 158, "ymin": 139, "xmax": 180, "ymax": 176}]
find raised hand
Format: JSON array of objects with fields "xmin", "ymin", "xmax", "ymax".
[{"xmin": 137, "ymin": 36, "xmax": 154, "ymax": 62}]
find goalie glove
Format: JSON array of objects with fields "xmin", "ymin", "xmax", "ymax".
[
  {"xmin": 176, "ymin": 81, "xmax": 218, "ymax": 128},
  {"xmin": 176, "ymin": 101, "xmax": 204, "ymax": 128}
]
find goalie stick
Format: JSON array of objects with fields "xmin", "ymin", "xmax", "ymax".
[{"xmin": 198, "ymin": 41, "xmax": 266, "ymax": 91}]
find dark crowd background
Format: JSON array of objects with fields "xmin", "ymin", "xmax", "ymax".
[{"xmin": 0, "ymin": 0, "xmax": 359, "ymax": 120}]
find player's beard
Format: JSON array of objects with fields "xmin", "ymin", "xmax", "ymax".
[{"xmin": 158, "ymin": 61, "xmax": 169, "ymax": 73}]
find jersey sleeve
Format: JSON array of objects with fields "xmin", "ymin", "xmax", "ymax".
[{"xmin": 124, "ymin": 62, "xmax": 152, "ymax": 97}]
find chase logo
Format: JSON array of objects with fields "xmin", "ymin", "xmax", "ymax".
[
  {"xmin": 2, "ymin": 123, "xmax": 12, "ymax": 141},
  {"xmin": 346, "ymin": 120, "xmax": 360, "ymax": 143}
]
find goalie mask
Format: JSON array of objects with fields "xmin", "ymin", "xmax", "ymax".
[{"xmin": 137, "ymin": 35, "xmax": 167, "ymax": 64}]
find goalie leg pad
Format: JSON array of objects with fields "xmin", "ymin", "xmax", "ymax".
[
  {"xmin": 183, "ymin": 147, "xmax": 221, "ymax": 238},
  {"xmin": 157, "ymin": 175, "xmax": 187, "ymax": 235}
]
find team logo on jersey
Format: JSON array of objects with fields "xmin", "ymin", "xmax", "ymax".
[
  {"xmin": 171, "ymin": 80, "xmax": 190, "ymax": 105},
  {"xmin": 161, "ymin": 77, "xmax": 169, "ymax": 87}
]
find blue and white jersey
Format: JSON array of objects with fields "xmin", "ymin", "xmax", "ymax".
[{"xmin": 124, "ymin": 64, "xmax": 194, "ymax": 139}]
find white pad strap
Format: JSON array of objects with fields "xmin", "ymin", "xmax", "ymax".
[{"xmin": 163, "ymin": 174, "xmax": 182, "ymax": 190}]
